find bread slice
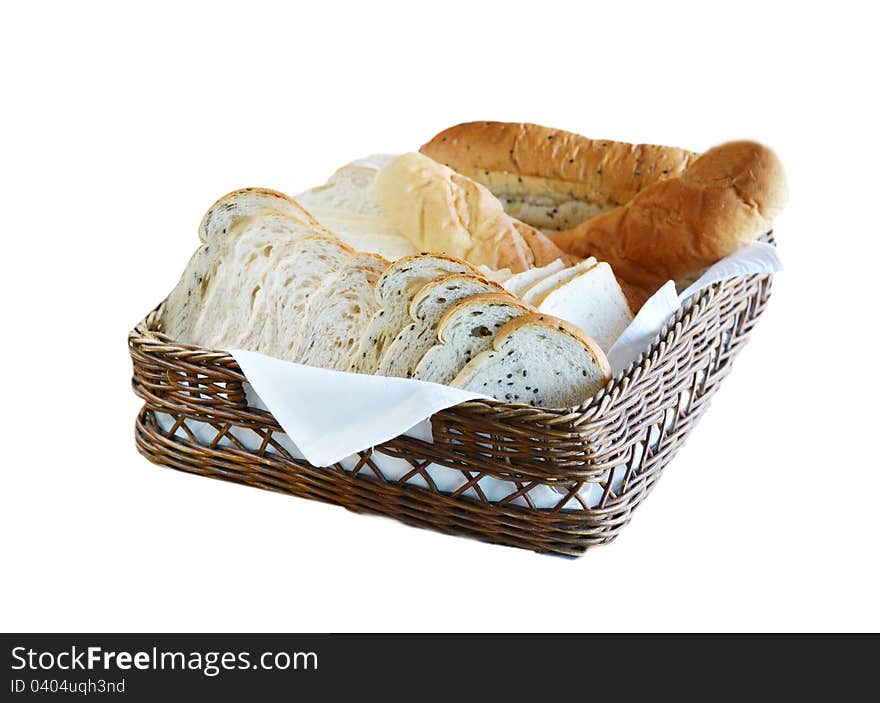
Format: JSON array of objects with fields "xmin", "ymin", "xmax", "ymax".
[
  {"xmin": 519, "ymin": 258, "xmax": 597, "ymax": 305},
  {"xmin": 536, "ymin": 262, "xmax": 634, "ymax": 351},
  {"xmin": 350, "ymin": 253, "xmax": 478, "ymax": 374},
  {"xmin": 199, "ymin": 187, "xmax": 325, "ymax": 247},
  {"xmin": 171, "ymin": 211, "xmax": 325, "ymax": 347},
  {"xmin": 451, "ymin": 313, "xmax": 612, "ymax": 408},
  {"xmin": 254, "ymin": 233, "xmax": 354, "ymax": 360},
  {"xmin": 376, "ymin": 274, "xmax": 508, "ymax": 378},
  {"xmin": 477, "ymin": 265, "xmax": 512, "ymax": 285},
  {"xmin": 293, "ymin": 252, "xmax": 388, "ymax": 370},
  {"xmin": 501, "ymin": 259, "xmax": 566, "ymax": 297},
  {"xmin": 413, "ymin": 293, "xmax": 533, "ymax": 385},
  {"xmin": 297, "ymin": 164, "xmax": 417, "ymax": 261},
  {"xmin": 162, "ymin": 244, "xmax": 218, "ymax": 342}
]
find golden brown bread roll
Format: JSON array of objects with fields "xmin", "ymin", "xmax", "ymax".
[
  {"xmin": 375, "ymin": 152, "xmax": 575, "ymax": 272},
  {"xmin": 421, "ymin": 121, "xmax": 699, "ymax": 230},
  {"xmin": 550, "ymin": 140, "xmax": 787, "ymax": 299}
]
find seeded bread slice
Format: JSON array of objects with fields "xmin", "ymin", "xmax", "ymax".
[
  {"xmin": 199, "ymin": 187, "xmax": 325, "ymax": 247},
  {"xmin": 169, "ymin": 211, "xmax": 326, "ymax": 346},
  {"xmin": 376, "ymin": 274, "xmax": 508, "ymax": 378},
  {"xmin": 519, "ymin": 257, "xmax": 597, "ymax": 305},
  {"xmin": 294, "ymin": 252, "xmax": 389, "ymax": 370},
  {"xmin": 501, "ymin": 259, "xmax": 566, "ymax": 297},
  {"xmin": 451, "ymin": 313, "xmax": 612, "ymax": 408},
  {"xmin": 350, "ymin": 253, "xmax": 478, "ymax": 374},
  {"xmin": 413, "ymin": 293, "xmax": 534, "ymax": 385},
  {"xmin": 254, "ymin": 233, "xmax": 355, "ymax": 360},
  {"xmin": 536, "ymin": 262, "xmax": 634, "ymax": 351}
]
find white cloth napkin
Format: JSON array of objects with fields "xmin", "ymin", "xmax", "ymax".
[
  {"xmin": 228, "ymin": 351, "xmax": 489, "ymax": 467},
  {"xmin": 228, "ymin": 241, "xmax": 782, "ymax": 468}
]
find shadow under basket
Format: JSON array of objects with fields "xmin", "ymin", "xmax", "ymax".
[{"xmin": 129, "ymin": 248, "xmax": 774, "ymax": 557}]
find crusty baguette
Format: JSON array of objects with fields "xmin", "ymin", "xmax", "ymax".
[
  {"xmin": 294, "ymin": 252, "xmax": 388, "ymax": 370},
  {"xmin": 421, "ymin": 121, "xmax": 698, "ymax": 230},
  {"xmin": 549, "ymin": 140, "xmax": 787, "ymax": 297},
  {"xmin": 451, "ymin": 313, "xmax": 612, "ymax": 408},
  {"xmin": 375, "ymin": 152, "xmax": 573, "ymax": 272},
  {"xmin": 350, "ymin": 253, "xmax": 478, "ymax": 374},
  {"xmin": 413, "ymin": 293, "xmax": 534, "ymax": 385},
  {"xmin": 377, "ymin": 274, "xmax": 508, "ymax": 378}
]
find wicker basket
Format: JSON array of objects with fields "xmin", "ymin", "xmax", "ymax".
[{"xmin": 129, "ymin": 245, "xmax": 774, "ymax": 556}]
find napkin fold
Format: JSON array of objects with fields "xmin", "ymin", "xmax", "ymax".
[{"xmin": 229, "ymin": 349, "xmax": 489, "ymax": 467}]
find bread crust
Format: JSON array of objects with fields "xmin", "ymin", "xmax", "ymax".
[
  {"xmin": 495, "ymin": 313, "xmax": 612, "ymax": 380},
  {"xmin": 407, "ymin": 274, "xmax": 507, "ymax": 322},
  {"xmin": 199, "ymin": 187, "xmax": 324, "ymax": 244},
  {"xmin": 374, "ymin": 252, "xmax": 480, "ymax": 303},
  {"xmin": 550, "ymin": 140, "xmax": 787, "ymax": 294},
  {"xmin": 420, "ymin": 122, "xmax": 698, "ymax": 219},
  {"xmin": 435, "ymin": 292, "xmax": 534, "ymax": 345}
]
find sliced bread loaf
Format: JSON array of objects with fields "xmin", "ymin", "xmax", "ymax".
[
  {"xmin": 376, "ymin": 274, "xmax": 508, "ymax": 378},
  {"xmin": 294, "ymin": 252, "xmax": 389, "ymax": 370},
  {"xmin": 254, "ymin": 233, "xmax": 354, "ymax": 360},
  {"xmin": 412, "ymin": 293, "xmax": 534, "ymax": 385},
  {"xmin": 175, "ymin": 211, "xmax": 325, "ymax": 347},
  {"xmin": 451, "ymin": 313, "xmax": 612, "ymax": 408},
  {"xmin": 519, "ymin": 257, "xmax": 597, "ymax": 305},
  {"xmin": 350, "ymin": 254, "xmax": 478, "ymax": 374},
  {"xmin": 199, "ymin": 187, "xmax": 324, "ymax": 247},
  {"xmin": 536, "ymin": 262, "xmax": 634, "ymax": 351}
]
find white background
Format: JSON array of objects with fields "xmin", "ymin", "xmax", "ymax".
[{"xmin": 2, "ymin": 1, "xmax": 878, "ymax": 632}]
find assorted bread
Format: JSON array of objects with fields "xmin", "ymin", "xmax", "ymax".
[
  {"xmin": 421, "ymin": 121, "xmax": 787, "ymax": 307},
  {"xmin": 160, "ymin": 121, "xmax": 786, "ymax": 409}
]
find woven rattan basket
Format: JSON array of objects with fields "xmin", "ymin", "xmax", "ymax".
[{"xmin": 129, "ymin": 241, "xmax": 774, "ymax": 556}]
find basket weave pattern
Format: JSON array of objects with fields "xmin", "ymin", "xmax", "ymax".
[{"xmin": 130, "ymin": 265, "xmax": 773, "ymax": 556}]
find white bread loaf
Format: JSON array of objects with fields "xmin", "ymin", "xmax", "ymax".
[
  {"xmin": 377, "ymin": 274, "xmax": 508, "ymax": 378},
  {"xmin": 350, "ymin": 253, "xmax": 478, "ymax": 374},
  {"xmin": 535, "ymin": 262, "xmax": 633, "ymax": 351},
  {"xmin": 451, "ymin": 313, "xmax": 612, "ymax": 408},
  {"xmin": 413, "ymin": 293, "xmax": 533, "ymax": 385},
  {"xmin": 375, "ymin": 152, "xmax": 573, "ymax": 272},
  {"xmin": 294, "ymin": 252, "xmax": 388, "ymax": 370}
]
